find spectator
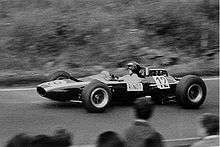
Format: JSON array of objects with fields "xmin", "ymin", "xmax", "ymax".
[
  {"xmin": 124, "ymin": 97, "xmax": 164, "ymax": 147},
  {"xmin": 191, "ymin": 113, "xmax": 219, "ymax": 147},
  {"xmin": 96, "ymin": 131, "xmax": 125, "ymax": 147},
  {"xmin": 30, "ymin": 134, "xmax": 51, "ymax": 147},
  {"xmin": 31, "ymin": 129, "xmax": 72, "ymax": 147},
  {"xmin": 5, "ymin": 133, "xmax": 33, "ymax": 147},
  {"xmin": 142, "ymin": 132, "xmax": 164, "ymax": 147},
  {"xmin": 5, "ymin": 129, "xmax": 72, "ymax": 147}
]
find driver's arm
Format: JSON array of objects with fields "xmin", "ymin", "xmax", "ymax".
[{"xmin": 118, "ymin": 75, "xmax": 129, "ymax": 81}]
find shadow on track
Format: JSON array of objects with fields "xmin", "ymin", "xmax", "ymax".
[
  {"xmin": 38, "ymin": 99, "xmax": 185, "ymax": 113},
  {"xmin": 41, "ymin": 101, "xmax": 83, "ymax": 109}
]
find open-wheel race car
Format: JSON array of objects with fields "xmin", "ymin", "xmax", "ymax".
[{"xmin": 36, "ymin": 63, "xmax": 207, "ymax": 113}]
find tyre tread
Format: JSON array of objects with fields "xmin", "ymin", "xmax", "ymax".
[{"xmin": 176, "ymin": 75, "xmax": 206, "ymax": 108}]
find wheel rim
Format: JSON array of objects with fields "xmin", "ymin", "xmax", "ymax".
[
  {"xmin": 90, "ymin": 88, "xmax": 109, "ymax": 108},
  {"xmin": 187, "ymin": 84, "xmax": 203, "ymax": 103}
]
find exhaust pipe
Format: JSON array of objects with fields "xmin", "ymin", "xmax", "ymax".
[{"xmin": 36, "ymin": 87, "xmax": 47, "ymax": 97}]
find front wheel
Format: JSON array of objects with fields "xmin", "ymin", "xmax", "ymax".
[
  {"xmin": 82, "ymin": 80, "xmax": 112, "ymax": 113},
  {"xmin": 175, "ymin": 75, "xmax": 207, "ymax": 108}
]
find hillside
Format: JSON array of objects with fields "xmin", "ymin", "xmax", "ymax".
[{"xmin": 0, "ymin": 0, "xmax": 219, "ymax": 85}]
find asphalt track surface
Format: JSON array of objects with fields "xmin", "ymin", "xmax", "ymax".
[{"xmin": 0, "ymin": 78, "xmax": 219, "ymax": 146}]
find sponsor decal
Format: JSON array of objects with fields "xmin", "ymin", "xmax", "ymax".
[
  {"xmin": 153, "ymin": 76, "xmax": 170, "ymax": 89},
  {"xmin": 127, "ymin": 83, "xmax": 143, "ymax": 91}
]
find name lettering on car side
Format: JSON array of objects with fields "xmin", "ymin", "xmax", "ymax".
[{"xmin": 127, "ymin": 83, "xmax": 143, "ymax": 91}]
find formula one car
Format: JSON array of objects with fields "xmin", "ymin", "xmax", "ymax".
[{"xmin": 37, "ymin": 65, "xmax": 207, "ymax": 112}]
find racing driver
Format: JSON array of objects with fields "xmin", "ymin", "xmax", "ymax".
[{"xmin": 119, "ymin": 62, "xmax": 142, "ymax": 83}]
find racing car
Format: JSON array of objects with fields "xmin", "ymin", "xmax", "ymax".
[{"xmin": 36, "ymin": 63, "xmax": 207, "ymax": 112}]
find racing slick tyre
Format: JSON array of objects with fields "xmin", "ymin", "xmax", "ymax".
[
  {"xmin": 49, "ymin": 71, "xmax": 72, "ymax": 81},
  {"xmin": 82, "ymin": 80, "xmax": 112, "ymax": 113},
  {"xmin": 175, "ymin": 75, "xmax": 207, "ymax": 109}
]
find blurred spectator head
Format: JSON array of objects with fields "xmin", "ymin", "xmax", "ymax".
[
  {"xmin": 134, "ymin": 97, "xmax": 155, "ymax": 120},
  {"xmin": 197, "ymin": 113, "xmax": 219, "ymax": 137},
  {"xmin": 96, "ymin": 131, "xmax": 125, "ymax": 147},
  {"xmin": 5, "ymin": 133, "xmax": 33, "ymax": 147},
  {"xmin": 53, "ymin": 129, "xmax": 73, "ymax": 145},
  {"xmin": 143, "ymin": 132, "xmax": 164, "ymax": 147},
  {"xmin": 31, "ymin": 129, "xmax": 72, "ymax": 147},
  {"xmin": 30, "ymin": 135, "xmax": 51, "ymax": 147}
]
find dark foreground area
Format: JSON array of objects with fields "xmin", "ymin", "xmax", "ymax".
[{"xmin": 0, "ymin": 79, "xmax": 218, "ymax": 146}]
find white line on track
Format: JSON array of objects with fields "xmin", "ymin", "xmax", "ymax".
[
  {"xmin": 0, "ymin": 77, "xmax": 218, "ymax": 92},
  {"xmin": 0, "ymin": 101, "xmax": 45, "ymax": 104},
  {"xmin": 164, "ymin": 137, "xmax": 201, "ymax": 142},
  {"xmin": 203, "ymin": 77, "xmax": 219, "ymax": 81},
  {"xmin": 0, "ymin": 87, "xmax": 35, "ymax": 92}
]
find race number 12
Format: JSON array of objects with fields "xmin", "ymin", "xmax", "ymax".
[{"xmin": 153, "ymin": 76, "xmax": 170, "ymax": 89}]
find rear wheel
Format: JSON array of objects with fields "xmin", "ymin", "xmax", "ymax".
[
  {"xmin": 82, "ymin": 80, "xmax": 112, "ymax": 113},
  {"xmin": 175, "ymin": 75, "xmax": 206, "ymax": 108}
]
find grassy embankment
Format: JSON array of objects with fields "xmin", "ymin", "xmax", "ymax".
[{"xmin": 0, "ymin": 0, "xmax": 219, "ymax": 87}]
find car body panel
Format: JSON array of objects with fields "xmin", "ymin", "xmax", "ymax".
[
  {"xmin": 39, "ymin": 79, "xmax": 90, "ymax": 92},
  {"xmin": 37, "ymin": 72, "xmax": 179, "ymax": 102}
]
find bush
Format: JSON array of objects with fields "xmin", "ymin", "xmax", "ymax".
[
  {"xmin": 0, "ymin": 0, "xmax": 218, "ymax": 70},
  {"xmin": 134, "ymin": 0, "xmax": 218, "ymax": 56}
]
